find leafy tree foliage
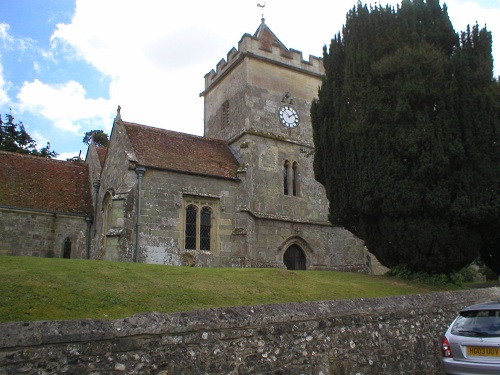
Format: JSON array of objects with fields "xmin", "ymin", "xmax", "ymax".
[
  {"xmin": 0, "ymin": 112, "xmax": 58, "ymax": 158},
  {"xmin": 83, "ymin": 129, "xmax": 109, "ymax": 147},
  {"xmin": 311, "ymin": 0, "xmax": 500, "ymax": 275}
]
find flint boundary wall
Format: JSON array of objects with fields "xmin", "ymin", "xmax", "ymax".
[{"xmin": 1, "ymin": 287, "xmax": 499, "ymax": 375}]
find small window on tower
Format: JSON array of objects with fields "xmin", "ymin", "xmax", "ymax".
[
  {"xmin": 292, "ymin": 162, "xmax": 299, "ymax": 196},
  {"xmin": 222, "ymin": 100, "xmax": 230, "ymax": 128},
  {"xmin": 283, "ymin": 160, "xmax": 299, "ymax": 197},
  {"xmin": 283, "ymin": 160, "xmax": 290, "ymax": 195}
]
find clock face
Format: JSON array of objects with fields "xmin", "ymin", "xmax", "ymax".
[{"xmin": 279, "ymin": 105, "xmax": 299, "ymax": 128}]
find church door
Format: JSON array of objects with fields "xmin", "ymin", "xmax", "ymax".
[
  {"xmin": 63, "ymin": 238, "xmax": 71, "ymax": 259},
  {"xmin": 283, "ymin": 245, "xmax": 306, "ymax": 270}
]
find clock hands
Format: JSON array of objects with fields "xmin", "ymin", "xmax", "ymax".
[
  {"xmin": 286, "ymin": 110, "xmax": 297, "ymax": 124},
  {"xmin": 279, "ymin": 106, "xmax": 299, "ymax": 128}
]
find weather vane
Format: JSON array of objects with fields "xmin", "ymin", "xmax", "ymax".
[{"xmin": 257, "ymin": 3, "xmax": 265, "ymax": 20}]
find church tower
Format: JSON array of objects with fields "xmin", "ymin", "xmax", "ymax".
[
  {"xmin": 202, "ymin": 18, "xmax": 323, "ymax": 145},
  {"xmin": 201, "ymin": 19, "xmax": 366, "ymax": 271}
]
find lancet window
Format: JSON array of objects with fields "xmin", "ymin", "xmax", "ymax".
[{"xmin": 283, "ymin": 160, "xmax": 299, "ymax": 197}]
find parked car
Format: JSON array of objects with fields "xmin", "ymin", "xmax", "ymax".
[{"xmin": 441, "ymin": 301, "xmax": 500, "ymax": 374}]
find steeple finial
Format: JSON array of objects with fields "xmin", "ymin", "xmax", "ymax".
[
  {"xmin": 116, "ymin": 105, "xmax": 121, "ymax": 120},
  {"xmin": 257, "ymin": 3, "xmax": 265, "ymax": 21}
]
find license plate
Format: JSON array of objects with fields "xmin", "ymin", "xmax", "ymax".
[{"xmin": 467, "ymin": 346, "xmax": 500, "ymax": 357}]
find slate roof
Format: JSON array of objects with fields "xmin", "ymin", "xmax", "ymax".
[
  {"xmin": 122, "ymin": 121, "xmax": 240, "ymax": 180},
  {"xmin": 0, "ymin": 151, "xmax": 93, "ymax": 216}
]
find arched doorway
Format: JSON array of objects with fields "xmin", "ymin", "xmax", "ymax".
[
  {"xmin": 63, "ymin": 237, "xmax": 71, "ymax": 259},
  {"xmin": 283, "ymin": 245, "xmax": 306, "ymax": 270}
]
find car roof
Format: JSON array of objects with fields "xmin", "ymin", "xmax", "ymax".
[{"xmin": 460, "ymin": 301, "xmax": 500, "ymax": 312}]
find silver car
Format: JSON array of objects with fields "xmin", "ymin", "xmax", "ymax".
[{"xmin": 442, "ymin": 301, "xmax": 500, "ymax": 374}]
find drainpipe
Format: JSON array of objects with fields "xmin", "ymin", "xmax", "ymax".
[
  {"xmin": 85, "ymin": 217, "xmax": 93, "ymax": 259},
  {"xmin": 134, "ymin": 166, "xmax": 146, "ymax": 262},
  {"xmin": 92, "ymin": 180, "xmax": 100, "ymax": 236}
]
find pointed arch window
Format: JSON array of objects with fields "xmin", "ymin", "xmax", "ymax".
[
  {"xmin": 283, "ymin": 160, "xmax": 290, "ymax": 195},
  {"xmin": 102, "ymin": 192, "xmax": 113, "ymax": 233},
  {"xmin": 101, "ymin": 192, "xmax": 114, "ymax": 252},
  {"xmin": 283, "ymin": 160, "xmax": 299, "ymax": 197},
  {"xmin": 292, "ymin": 162, "xmax": 299, "ymax": 197},
  {"xmin": 200, "ymin": 207, "xmax": 212, "ymax": 250},
  {"xmin": 185, "ymin": 205, "xmax": 197, "ymax": 250}
]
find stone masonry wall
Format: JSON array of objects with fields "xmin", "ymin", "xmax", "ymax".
[
  {"xmin": 2, "ymin": 287, "xmax": 499, "ymax": 374},
  {"xmin": 0, "ymin": 208, "xmax": 88, "ymax": 259},
  {"xmin": 230, "ymin": 132, "xmax": 367, "ymax": 271},
  {"xmin": 137, "ymin": 169, "xmax": 241, "ymax": 267}
]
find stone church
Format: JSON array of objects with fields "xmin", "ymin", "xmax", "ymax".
[
  {"xmin": 1, "ymin": 20, "xmax": 377, "ymax": 272},
  {"xmin": 85, "ymin": 20, "xmax": 369, "ymax": 271}
]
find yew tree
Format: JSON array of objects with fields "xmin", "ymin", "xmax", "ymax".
[{"xmin": 311, "ymin": 0, "xmax": 500, "ymax": 275}]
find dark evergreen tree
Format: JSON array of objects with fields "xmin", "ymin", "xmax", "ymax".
[
  {"xmin": 0, "ymin": 112, "xmax": 58, "ymax": 158},
  {"xmin": 477, "ymin": 77, "xmax": 500, "ymax": 274},
  {"xmin": 83, "ymin": 129, "xmax": 109, "ymax": 147},
  {"xmin": 311, "ymin": 0, "xmax": 499, "ymax": 275}
]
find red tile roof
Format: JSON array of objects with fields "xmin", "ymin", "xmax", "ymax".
[
  {"xmin": 253, "ymin": 19, "xmax": 289, "ymax": 54},
  {"xmin": 96, "ymin": 146, "xmax": 107, "ymax": 167},
  {"xmin": 122, "ymin": 121, "xmax": 239, "ymax": 179},
  {"xmin": 0, "ymin": 151, "xmax": 93, "ymax": 216}
]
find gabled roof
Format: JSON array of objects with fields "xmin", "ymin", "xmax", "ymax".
[
  {"xmin": 253, "ymin": 18, "xmax": 289, "ymax": 54},
  {"xmin": 0, "ymin": 151, "xmax": 93, "ymax": 216},
  {"xmin": 121, "ymin": 121, "xmax": 240, "ymax": 180}
]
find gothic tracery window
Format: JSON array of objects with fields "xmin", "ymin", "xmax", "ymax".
[{"xmin": 184, "ymin": 198, "xmax": 217, "ymax": 251}]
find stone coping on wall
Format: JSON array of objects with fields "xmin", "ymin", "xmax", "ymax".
[{"xmin": 2, "ymin": 287, "xmax": 499, "ymax": 350}]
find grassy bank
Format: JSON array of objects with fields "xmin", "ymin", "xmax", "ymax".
[{"xmin": 0, "ymin": 256, "xmax": 453, "ymax": 323}]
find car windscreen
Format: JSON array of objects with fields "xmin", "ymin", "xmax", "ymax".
[{"xmin": 451, "ymin": 310, "xmax": 500, "ymax": 337}]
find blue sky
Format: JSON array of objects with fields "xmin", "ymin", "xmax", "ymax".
[{"xmin": 0, "ymin": 0, "xmax": 499, "ymax": 160}]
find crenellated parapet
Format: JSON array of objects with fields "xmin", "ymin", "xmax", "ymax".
[{"xmin": 203, "ymin": 24, "xmax": 324, "ymax": 93}]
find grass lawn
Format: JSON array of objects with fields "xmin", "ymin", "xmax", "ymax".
[{"xmin": 0, "ymin": 256, "xmax": 456, "ymax": 323}]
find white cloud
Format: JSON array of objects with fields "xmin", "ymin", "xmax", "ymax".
[
  {"xmin": 0, "ymin": 23, "xmax": 12, "ymax": 107},
  {"xmin": 16, "ymin": 79, "xmax": 113, "ymax": 133},
  {"xmin": 5, "ymin": 0, "xmax": 499, "ymax": 158},
  {"xmin": 57, "ymin": 151, "xmax": 80, "ymax": 160},
  {"xmin": 47, "ymin": 0, "xmax": 499, "ymax": 140},
  {"xmin": 0, "ymin": 22, "xmax": 36, "ymax": 54},
  {"xmin": 32, "ymin": 130, "xmax": 49, "ymax": 147},
  {"xmin": 0, "ymin": 62, "xmax": 9, "ymax": 107},
  {"xmin": 0, "ymin": 22, "xmax": 13, "ymax": 48},
  {"xmin": 46, "ymin": 0, "xmax": 251, "ymax": 135}
]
